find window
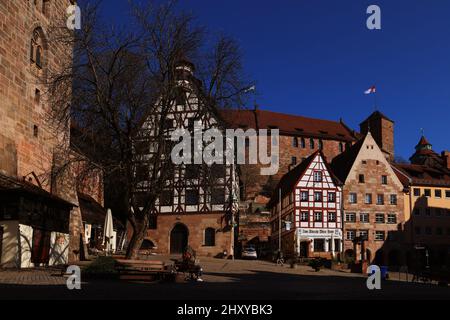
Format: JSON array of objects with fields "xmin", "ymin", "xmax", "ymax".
[
  {"xmin": 204, "ymin": 228, "xmax": 215, "ymax": 246},
  {"xmin": 424, "ymin": 189, "xmax": 431, "ymax": 197},
  {"xmin": 313, "ymin": 171, "xmax": 323, "ymax": 182},
  {"xmin": 346, "ymin": 230, "xmax": 356, "ymax": 241},
  {"xmin": 377, "ymin": 194, "xmax": 384, "ymax": 205},
  {"xmin": 358, "ymin": 174, "xmax": 365, "ymax": 183},
  {"xmin": 435, "ymin": 189, "xmax": 442, "ymax": 198},
  {"xmin": 42, "ymin": 0, "xmax": 50, "ymax": 17},
  {"xmin": 310, "ymin": 138, "xmax": 315, "ymax": 149},
  {"xmin": 211, "ymin": 188, "xmax": 225, "ymax": 205},
  {"xmin": 328, "ymin": 212, "xmax": 336, "ymax": 222},
  {"xmin": 358, "ymin": 230, "xmax": 369, "ymax": 240},
  {"xmin": 293, "ymin": 137, "xmax": 299, "ymax": 147},
  {"xmin": 381, "ymin": 175, "xmax": 388, "ymax": 185},
  {"xmin": 300, "ymin": 191, "xmax": 308, "ymax": 202},
  {"xmin": 314, "ymin": 212, "xmax": 322, "ymax": 222},
  {"xmin": 318, "ymin": 139, "xmax": 323, "ymax": 150},
  {"xmin": 33, "ymin": 125, "xmax": 39, "ymax": 138},
  {"xmin": 314, "ymin": 239, "xmax": 325, "ymax": 252},
  {"xmin": 35, "ymin": 88, "xmax": 41, "ymax": 105},
  {"xmin": 159, "ymin": 190, "xmax": 173, "ymax": 206},
  {"xmin": 375, "ymin": 231, "xmax": 385, "ymax": 241},
  {"xmin": 345, "ymin": 212, "xmax": 356, "ymax": 222},
  {"xmin": 360, "ymin": 213, "xmax": 369, "ymax": 223},
  {"xmin": 185, "ymin": 189, "xmax": 199, "ymax": 205},
  {"xmin": 314, "ymin": 192, "xmax": 322, "ymax": 202},
  {"xmin": 387, "ymin": 214, "xmax": 397, "ymax": 224},
  {"xmin": 425, "ymin": 227, "xmax": 432, "ymax": 235},
  {"xmin": 413, "ymin": 188, "xmax": 421, "ymax": 197},
  {"xmin": 300, "ymin": 138, "xmax": 306, "ymax": 148},
  {"xmin": 291, "ymin": 157, "xmax": 297, "ymax": 166},
  {"xmin": 446, "ymin": 190, "xmax": 450, "ymax": 198},
  {"xmin": 390, "ymin": 194, "xmax": 397, "ymax": 205},
  {"xmin": 148, "ymin": 215, "xmax": 157, "ymax": 229},
  {"xmin": 375, "ymin": 213, "xmax": 385, "ymax": 224},
  {"xmin": 349, "ymin": 193, "xmax": 357, "ymax": 204},
  {"xmin": 365, "ymin": 193, "xmax": 372, "ymax": 204},
  {"xmin": 30, "ymin": 29, "xmax": 45, "ymax": 69},
  {"xmin": 185, "ymin": 164, "xmax": 197, "ymax": 179},
  {"xmin": 328, "ymin": 192, "xmax": 336, "ymax": 202},
  {"xmin": 300, "ymin": 212, "xmax": 309, "ymax": 222}
]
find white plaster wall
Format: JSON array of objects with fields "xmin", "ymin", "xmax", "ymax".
[
  {"xmin": 18, "ymin": 224, "xmax": 34, "ymax": 268},
  {"xmin": 0, "ymin": 220, "xmax": 19, "ymax": 268},
  {"xmin": 49, "ymin": 232, "xmax": 69, "ymax": 266}
]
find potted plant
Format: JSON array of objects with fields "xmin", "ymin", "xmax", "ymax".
[{"xmin": 308, "ymin": 258, "xmax": 324, "ymax": 272}]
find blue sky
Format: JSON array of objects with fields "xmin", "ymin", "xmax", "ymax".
[{"xmin": 101, "ymin": 0, "xmax": 450, "ymax": 159}]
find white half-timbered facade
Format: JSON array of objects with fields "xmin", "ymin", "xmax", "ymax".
[
  {"xmin": 132, "ymin": 60, "xmax": 238, "ymax": 256},
  {"xmin": 269, "ymin": 150, "xmax": 343, "ymax": 258}
]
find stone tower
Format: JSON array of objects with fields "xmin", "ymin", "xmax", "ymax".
[
  {"xmin": 0, "ymin": 0, "xmax": 85, "ymax": 262},
  {"xmin": 360, "ymin": 111, "xmax": 395, "ymax": 161}
]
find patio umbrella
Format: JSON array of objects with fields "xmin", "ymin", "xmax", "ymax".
[{"xmin": 103, "ymin": 208, "xmax": 115, "ymax": 254}]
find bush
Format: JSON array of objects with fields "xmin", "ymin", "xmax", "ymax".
[
  {"xmin": 82, "ymin": 256, "xmax": 120, "ymax": 278},
  {"xmin": 308, "ymin": 258, "xmax": 325, "ymax": 271}
]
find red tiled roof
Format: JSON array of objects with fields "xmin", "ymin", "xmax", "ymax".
[
  {"xmin": 392, "ymin": 163, "xmax": 450, "ymax": 187},
  {"xmin": 219, "ymin": 109, "xmax": 357, "ymax": 142},
  {"xmin": 417, "ymin": 135, "xmax": 431, "ymax": 146}
]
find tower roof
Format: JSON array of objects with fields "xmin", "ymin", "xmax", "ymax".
[
  {"xmin": 359, "ymin": 110, "xmax": 394, "ymax": 126},
  {"xmin": 416, "ymin": 135, "xmax": 431, "ymax": 149}
]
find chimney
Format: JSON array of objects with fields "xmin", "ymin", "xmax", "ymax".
[{"xmin": 442, "ymin": 151, "xmax": 450, "ymax": 169}]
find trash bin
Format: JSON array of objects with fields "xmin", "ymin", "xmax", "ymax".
[{"xmin": 380, "ymin": 266, "xmax": 389, "ymax": 280}]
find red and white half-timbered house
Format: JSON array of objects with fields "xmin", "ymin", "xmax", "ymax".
[{"xmin": 269, "ymin": 150, "xmax": 343, "ymax": 259}]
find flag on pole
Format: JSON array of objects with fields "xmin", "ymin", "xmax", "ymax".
[{"xmin": 364, "ymin": 86, "xmax": 376, "ymax": 94}]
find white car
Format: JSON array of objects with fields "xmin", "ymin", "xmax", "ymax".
[{"xmin": 242, "ymin": 246, "xmax": 258, "ymax": 259}]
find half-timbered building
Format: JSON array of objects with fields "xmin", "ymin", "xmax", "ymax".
[
  {"xmin": 134, "ymin": 60, "xmax": 238, "ymax": 257},
  {"xmin": 268, "ymin": 150, "xmax": 343, "ymax": 259}
]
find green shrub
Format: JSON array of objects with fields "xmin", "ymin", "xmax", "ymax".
[{"xmin": 82, "ymin": 256, "xmax": 120, "ymax": 277}]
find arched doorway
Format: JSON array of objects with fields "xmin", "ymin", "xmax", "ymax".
[
  {"xmin": 170, "ymin": 223, "xmax": 189, "ymax": 254},
  {"xmin": 140, "ymin": 239, "xmax": 155, "ymax": 250}
]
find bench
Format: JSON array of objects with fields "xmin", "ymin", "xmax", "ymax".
[{"xmin": 115, "ymin": 259, "xmax": 175, "ymax": 281}]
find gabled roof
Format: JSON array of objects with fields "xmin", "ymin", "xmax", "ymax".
[
  {"xmin": 267, "ymin": 150, "xmax": 341, "ymax": 208},
  {"xmin": 219, "ymin": 109, "xmax": 357, "ymax": 142},
  {"xmin": 330, "ymin": 136, "xmax": 366, "ymax": 182}
]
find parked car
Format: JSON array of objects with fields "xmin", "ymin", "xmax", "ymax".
[{"xmin": 242, "ymin": 245, "xmax": 258, "ymax": 259}]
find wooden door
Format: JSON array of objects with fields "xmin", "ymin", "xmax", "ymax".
[{"xmin": 31, "ymin": 229, "xmax": 51, "ymax": 265}]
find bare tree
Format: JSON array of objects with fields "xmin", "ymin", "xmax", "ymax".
[{"xmin": 46, "ymin": 0, "xmax": 252, "ymax": 259}]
